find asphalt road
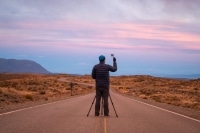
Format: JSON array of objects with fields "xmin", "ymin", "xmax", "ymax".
[{"xmin": 0, "ymin": 91, "xmax": 200, "ymax": 133}]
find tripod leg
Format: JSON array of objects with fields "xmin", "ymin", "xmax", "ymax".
[
  {"xmin": 87, "ymin": 96, "xmax": 96, "ymax": 117},
  {"xmin": 109, "ymin": 94, "xmax": 118, "ymax": 117}
]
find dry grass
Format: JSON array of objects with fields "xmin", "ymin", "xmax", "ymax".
[
  {"xmin": 0, "ymin": 74, "xmax": 95, "ymax": 110},
  {"xmin": 0, "ymin": 74, "xmax": 200, "ymax": 111},
  {"xmin": 111, "ymin": 75, "xmax": 200, "ymax": 111}
]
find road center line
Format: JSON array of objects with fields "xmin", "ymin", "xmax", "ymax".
[{"xmin": 104, "ymin": 117, "xmax": 107, "ymax": 133}]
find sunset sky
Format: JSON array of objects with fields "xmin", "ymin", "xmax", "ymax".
[{"xmin": 0, "ymin": 0, "xmax": 200, "ymax": 76}]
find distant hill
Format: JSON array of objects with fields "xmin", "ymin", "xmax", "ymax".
[
  {"xmin": 0, "ymin": 58, "xmax": 51, "ymax": 74},
  {"xmin": 156, "ymin": 74, "xmax": 200, "ymax": 79},
  {"xmin": 168, "ymin": 74, "xmax": 200, "ymax": 79}
]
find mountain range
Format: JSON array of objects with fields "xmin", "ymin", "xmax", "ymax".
[{"xmin": 0, "ymin": 58, "xmax": 50, "ymax": 74}]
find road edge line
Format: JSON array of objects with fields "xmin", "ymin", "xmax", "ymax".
[
  {"xmin": 0, "ymin": 93, "xmax": 93, "ymax": 116},
  {"xmin": 126, "ymin": 96, "xmax": 200, "ymax": 123}
]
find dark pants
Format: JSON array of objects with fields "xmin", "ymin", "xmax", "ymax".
[{"xmin": 95, "ymin": 87, "xmax": 109, "ymax": 116}]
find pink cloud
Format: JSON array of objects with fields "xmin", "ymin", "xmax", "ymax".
[
  {"xmin": 107, "ymin": 23, "xmax": 200, "ymax": 43},
  {"xmin": 1, "ymin": 20, "xmax": 200, "ymax": 53}
]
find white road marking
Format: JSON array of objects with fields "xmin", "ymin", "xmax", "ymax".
[
  {"xmin": 126, "ymin": 96, "xmax": 200, "ymax": 123},
  {"xmin": 0, "ymin": 94, "xmax": 92, "ymax": 116}
]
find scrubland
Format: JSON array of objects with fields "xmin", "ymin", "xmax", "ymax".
[
  {"xmin": 111, "ymin": 75, "xmax": 200, "ymax": 111},
  {"xmin": 0, "ymin": 74, "xmax": 94, "ymax": 111},
  {"xmin": 0, "ymin": 74, "xmax": 200, "ymax": 112}
]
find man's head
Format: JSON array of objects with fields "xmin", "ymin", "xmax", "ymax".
[{"xmin": 99, "ymin": 55, "xmax": 105, "ymax": 62}]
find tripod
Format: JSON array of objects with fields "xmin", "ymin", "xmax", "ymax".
[{"xmin": 87, "ymin": 94, "xmax": 118, "ymax": 117}]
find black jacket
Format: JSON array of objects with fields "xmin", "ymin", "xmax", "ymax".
[{"xmin": 92, "ymin": 61, "xmax": 117, "ymax": 88}]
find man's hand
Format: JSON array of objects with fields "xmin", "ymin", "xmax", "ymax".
[{"xmin": 113, "ymin": 57, "xmax": 116, "ymax": 62}]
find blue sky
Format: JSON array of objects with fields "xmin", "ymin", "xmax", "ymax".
[{"xmin": 0, "ymin": 0, "xmax": 200, "ymax": 76}]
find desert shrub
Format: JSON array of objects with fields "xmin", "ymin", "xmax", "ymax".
[
  {"xmin": 24, "ymin": 94, "xmax": 33, "ymax": 100},
  {"xmin": 15, "ymin": 86, "xmax": 23, "ymax": 90},
  {"xmin": 56, "ymin": 84, "xmax": 60, "ymax": 87},
  {"xmin": 151, "ymin": 95, "xmax": 162, "ymax": 102},
  {"xmin": 140, "ymin": 89, "xmax": 152, "ymax": 95},
  {"xmin": 0, "ymin": 97, "xmax": 6, "ymax": 102},
  {"xmin": 40, "ymin": 90, "xmax": 46, "ymax": 95},
  {"xmin": 139, "ymin": 94, "xmax": 148, "ymax": 99},
  {"xmin": 88, "ymin": 86, "xmax": 93, "ymax": 89},
  {"xmin": 53, "ymin": 88, "xmax": 59, "ymax": 92},
  {"xmin": 66, "ymin": 87, "xmax": 71, "ymax": 90},
  {"xmin": 73, "ymin": 83, "xmax": 78, "ymax": 86},
  {"xmin": 126, "ymin": 87, "xmax": 132, "ymax": 90},
  {"xmin": 135, "ymin": 78, "xmax": 145, "ymax": 82},
  {"xmin": 11, "ymin": 82, "xmax": 18, "ymax": 88},
  {"xmin": 28, "ymin": 86, "xmax": 38, "ymax": 92},
  {"xmin": 118, "ymin": 86, "xmax": 123, "ymax": 89},
  {"xmin": 0, "ymin": 81, "xmax": 10, "ymax": 87},
  {"xmin": 28, "ymin": 80, "xmax": 34, "ymax": 85}
]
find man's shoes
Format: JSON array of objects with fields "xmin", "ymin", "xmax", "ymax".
[{"xmin": 104, "ymin": 114, "xmax": 109, "ymax": 117}]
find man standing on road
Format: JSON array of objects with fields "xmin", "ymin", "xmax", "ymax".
[{"xmin": 92, "ymin": 55, "xmax": 117, "ymax": 116}]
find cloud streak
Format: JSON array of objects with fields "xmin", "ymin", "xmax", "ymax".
[
  {"xmin": 1, "ymin": 20, "xmax": 199, "ymax": 52},
  {"xmin": 1, "ymin": 0, "xmax": 200, "ymax": 22}
]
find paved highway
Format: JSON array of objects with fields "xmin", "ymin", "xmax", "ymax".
[{"xmin": 0, "ymin": 91, "xmax": 200, "ymax": 133}]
